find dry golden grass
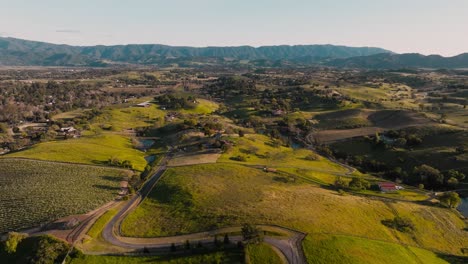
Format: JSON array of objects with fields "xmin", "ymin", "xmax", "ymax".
[{"xmin": 121, "ymin": 163, "xmax": 467, "ymax": 256}]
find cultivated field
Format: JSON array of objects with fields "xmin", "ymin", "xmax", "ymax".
[{"xmin": 0, "ymin": 159, "xmax": 127, "ymax": 233}]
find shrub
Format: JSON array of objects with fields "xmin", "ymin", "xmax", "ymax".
[
  {"xmin": 438, "ymin": 192, "xmax": 461, "ymax": 208},
  {"xmin": 230, "ymin": 155, "xmax": 247, "ymax": 162},
  {"xmin": 348, "ymin": 177, "xmax": 370, "ymax": 190},
  {"xmin": 382, "ymin": 217, "xmax": 415, "ymax": 232},
  {"xmin": 305, "ymin": 153, "xmax": 319, "ymax": 161}
]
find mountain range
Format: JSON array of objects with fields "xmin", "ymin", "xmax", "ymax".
[{"xmin": 1, "ymin": 37, "xmax": 467, "ymax": 69}]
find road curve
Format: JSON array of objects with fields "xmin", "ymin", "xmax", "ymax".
[{"xmin": 97, "ymin": 155, "xmax": 307, "ymax": 264}]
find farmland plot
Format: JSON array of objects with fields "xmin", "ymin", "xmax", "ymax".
[{"xmin": 0, "ymin": 159, "xmax": 126, "ymax": 233}]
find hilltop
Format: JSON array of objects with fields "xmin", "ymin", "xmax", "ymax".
[{"xmin": 0, "ymin": 37, "xmax": 389, "ymax": 66}]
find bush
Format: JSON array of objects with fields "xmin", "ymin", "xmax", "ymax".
[
  {"xmin": 230, "ymin": 155, "xmax": 247, "ymax": 162},
  {"xmin": 334, "ymin": 176, "xmax": 348, "ymax": 189},
  {"xmin": 438, "ymin": 192, "xmax": 461, "ymax": 208},
  {"xmin": 382, "ymin": 216, "xmax": 415, "ymax": 232},
  {"xmin": 305, "ymin": 153, "xmax": 319, "ymax": 161},
  {"xmin": 348, "ymin": 177, "xmax": 370, "ymax": 190}
]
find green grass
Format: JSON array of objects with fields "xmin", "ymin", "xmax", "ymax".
[
  {"xmin": 246, "ymin": 243, "xmax": 283, "ymax": 264},
  {"xmin": 303, "ymin": 234, "xmax": 450, "ymax": 264},
  {"xmin": 355, "ymin": 190, "xmax": 428, "ymax": 201},
  {"xmin": 0, "ymin": 159, "xmax": 126, "ymax": 233},
  {"xmin": 91, "ymin": 104, "xmax": 165, "ymax": 132},
  {"xmin": 4, "ymin": 134, "xmax": 147, "ymax": 171},
  {"xmin": 179, "ymin": 99, "xmax": 219, "ymax": 114},
  {"xmin": 218, "ymin": 134, "xmax": 346, "ymax": 173},
  {"xmin": 120, "ymin": 163, "xmax": 467, "ymax": 256},
  {"xmin": 86, "ymin": 209, "xmax": 119, "ymax": 239},
  {"xmin": 69, "ymin": 249, "xmax": 244, "ymax": 264}
]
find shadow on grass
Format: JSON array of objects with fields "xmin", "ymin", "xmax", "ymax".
[
  {"xmin": 92, "ymin": 184, "xmax": 120, "ymax": 191},
  {"xmin": 436, "ymin": 253, "xmax": 468, "ymax": 264},
  {"xmin": 100, "ymin": 175, "xmax": 122, "ymax": 182}
]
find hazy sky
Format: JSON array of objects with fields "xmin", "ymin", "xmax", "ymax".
[{"xmin": 1, "ymin": 0, "xmax": 467, "ymax": 56}]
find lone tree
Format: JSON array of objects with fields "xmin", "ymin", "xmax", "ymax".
[
  {"xmin": 223, "ymin": 234, "xmax": 230, "ymax": 245},
  {"xmin": 334, "ymin": 176, "xmax": 348, "ymax": 189},
  {"xmin": 241, "ymin": 223, "xmax": 263, "ymax": 244},
  {"xmin": 438, "ymin": 192, "xmax": 461, "ymax": 208}
]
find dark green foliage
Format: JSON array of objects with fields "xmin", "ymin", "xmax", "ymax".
[
  {"xmin": 224, "ymin": 234, "xmax": 230, "ymax": 245},
  {"xmin": 438, "ymin": 192, "xmax": 461, "ymax": 208},
  {"xmin": 413, "ymin": 164, "xmax": 443, "ymax": 188},
  {"xmin": 230, "ymin": 155, "xmax": 247, "ymax": 162},
  {"xmin": 382, "ymin": 217, "xmax": 415, "ymax": 232},
  {"xmin": 2, "ymin": 232, "xmax": 28, "ymax": 254},
  {"xmin": 1, "ymin": 235, "xmax": 70, "ymax": 264},
  {"xmin": 184, "ymin": 240, "xmax": 191, "ymax": 250},
  {"xmin": 154, "ymin": 94, "xmax": 197, "ymax": 110},
  {"xmin": 348, "ymin": 178, "xmax": 370, "ymax": 190},
  {"xmin": 334, "ymin": 176, "xmax": 348, "ymax": 189},
  {"xmin": 241, "ymin": 224, "xmax": 264, "ymax": 244}
]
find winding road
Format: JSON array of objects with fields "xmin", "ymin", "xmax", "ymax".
[{"xmin": 71, "ymin": 154, "xmax": 309, "ymax": 264}]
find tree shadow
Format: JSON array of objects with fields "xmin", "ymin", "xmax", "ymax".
[
  {"xmin": 100, "ymin": 175, "xmax": 122, "ymax": 182},
  {"xmin": 93, "ymin": 184, "xmax": 120, "ymax": 191},
  {"xmin": 435, "ymin": 253, "xmax": 468, "ymax": 264}
]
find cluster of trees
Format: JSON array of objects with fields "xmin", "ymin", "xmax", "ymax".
[
  {"xmin": 0, "ymin": 81, "xmax": 120, "ymax": 124},
  {"xmin": 412, "ymin": 165, "xmax": 465, "ymax": 189},
  {"xmin": 154, "ymin": 94, "xmax": 197, "ymax": 110},
  {"xmin": 334, "ymin": 176, "xmax": 371, "ymax": 191},
  {"xmin": 0, "ymin": 233, "xmax": 84, "ymax": 264},
  {"xmin": 203, "ymin": 76, "xmax": 257, "ymax": 99},
  {"xmin": 108, "ymin": 157, "xmax": 134, "ymax": 169}
]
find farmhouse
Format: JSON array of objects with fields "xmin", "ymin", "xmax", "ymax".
[
  {"xmin": 57, "ymin": 126, "xmax": 80, "ymax": 138},
  {"xmin": 378, "ymin": 182, "xmax": 403, "ymax": 192}
]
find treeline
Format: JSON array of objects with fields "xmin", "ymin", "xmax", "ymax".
[{"xmin": 154, "ymin": 94, "xmax": 197, "ymax": 110}]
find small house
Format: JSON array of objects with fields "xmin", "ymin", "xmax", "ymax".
[{"xmin": 378, "ymin": 182, "xmax": 400, "ymax": 192}]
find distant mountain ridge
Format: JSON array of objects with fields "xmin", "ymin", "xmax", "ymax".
[
  {"xmin": 326, "ymin": 53, "xmax": 468, "ymax": 69},
  {"xmin": 0, "ymin": 37, "xmax": 390, "ymax": 66}
]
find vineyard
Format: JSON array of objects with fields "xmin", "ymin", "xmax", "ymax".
[{"xmin": 0, "ymin": 159, "xmax": 127, "ymax": 233}]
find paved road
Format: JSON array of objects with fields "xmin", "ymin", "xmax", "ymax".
[{"xmin": 97, "ymin": 154, "xmax": 307, "ymax": 264}]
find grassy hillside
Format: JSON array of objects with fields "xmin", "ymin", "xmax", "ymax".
[
  {"xmin": 0, "ymin": 159, "xmax": 126, "ymax": 232},
  {"xmin": 69, "ymin": 250, "xmax": 244, "ymax": 264},
  {"xmin": 120, "ymin": 163, "xmax": 467, "ymax": 259},
  {"xmin": 218, "ymin": 134, "xmax": 346, "ymax": 173},
  {"xmin": 303, "ymin": 234, "xmax": 453, "ymax": 264},
  {"xmin": 90, "ymin": 104, "xmax": 165, "ymax": 132},
  {"xmin": 246, "ymin": 243, "xmax": 283, "ymax": 264},
  {"xmin": 4, "ymin": 134, "xmax": 147, "ymax": 171}
]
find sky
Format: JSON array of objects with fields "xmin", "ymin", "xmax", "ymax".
[{"xmin": 0, "ymin": 0, "xmax": 467, "ymax": 56}]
